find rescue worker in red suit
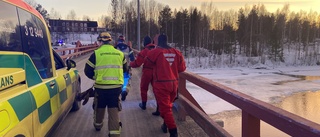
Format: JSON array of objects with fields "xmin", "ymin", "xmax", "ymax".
[
  {"xmin": 129, "ymin": 36, "xmax": 160, "ymax": 115},
  {"xmin": 146, "ymin": 34, "xmax": 186, "ymax": 137}
]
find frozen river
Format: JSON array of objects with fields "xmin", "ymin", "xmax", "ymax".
[{"xmin": 188, "ymin": 66, "xmax": 320, "ymax": 136}]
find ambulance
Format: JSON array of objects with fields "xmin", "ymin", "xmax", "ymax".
[{"xmin": 0, "ymin": 0, "xmax": 81, "ymax": 136}]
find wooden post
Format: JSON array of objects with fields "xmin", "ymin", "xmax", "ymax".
[
  {"xmin": 177, "ymin": 77, "xmax": 187, "ymax": 121},
  {"xmin": 75, "ymin": 41, "xmax": 81, "ymax": 57},
  {"xmin": 242, "ymin": 111, "xmax": 260, "ymax": 137}
]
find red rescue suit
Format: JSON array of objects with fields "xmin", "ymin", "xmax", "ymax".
[
  {"xmin": 146, "ymin": 47, "xmax": 186, "ymax": 130},
  {"xmin": 130, "ymin": 44, "xmax": 156, "ymax": 102}
]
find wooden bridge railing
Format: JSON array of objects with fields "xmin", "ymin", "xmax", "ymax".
[
  {"xmin": 54, "ymin": 41, "xmax": 99, "ymax": 60},
  {"xmin": 177, "ymin": 71, "xmax": 320, "ymax": 137},
  {"xmin": 130, "ymin": 47, "xmax": 320, "ymax": 136}
]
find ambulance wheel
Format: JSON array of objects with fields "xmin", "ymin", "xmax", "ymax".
[{"xmin": 71, "ymin": 80, "xmax": 81, "ymax": 111}]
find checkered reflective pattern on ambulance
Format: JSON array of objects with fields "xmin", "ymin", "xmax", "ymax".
[{"xmin": 4, "ymin": 70, "xmax": 78, "ymax": 127}]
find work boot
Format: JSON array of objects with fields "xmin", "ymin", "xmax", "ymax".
[
  {"xmin": 152, "ymin": 105, "xmax": 160, "ymax": 116},
  {"xmin": 169, "ymin": 128, "xmax": 178, "ymax": 137},
  {"xmin": 139, "ymin": 102, "xmax": 146, "ymax": 110},
  {"xmin": 95, "ymin": 127, "xmax": 101, "ymax": 131},
  {"xmin": 94, "ymin": 123, "xmax": 102, "ymax": 131},
  {"xmin": 152, "ymin": 110, "xmax": 160, "ymax": 116},
  {"xmin": 119, "ymin": 122, "xmax": 122, "ymax": 128},
  {"xmin": 161, "ymin": 122, "xmax": 168, "ymax": 133},
  {"xmin": 121, "ymin": 91, "xmax": 127, "ymax": 101}
]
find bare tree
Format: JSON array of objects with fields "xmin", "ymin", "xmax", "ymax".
[
  {"xmin": 156, "ymin": 3, "xmax": 164, "ymax": 33},
  {"xmin": 66, "ymin": 10, "xmax": 77, "ymax": 20},
  {"xmin": 118, "ymin": 0, "xmax": 127, "ymax": 34},
  {"xmin": 111, "ymin": 0, "xmax": 119, "ymax": 32},
  {"xmin": 148, "ymin": 0, "xmax": 157, "ymax": 35},
  {"xmin": 82, "ymin": 15, "xmax": 92, "ymax": 21},
  {"xmin": 50, "ymin": 8, "xmax": 62, "ymax": 19},
  {"xmin": 98, "ymin": 15, "xmax": 112, "ymax": 28}
]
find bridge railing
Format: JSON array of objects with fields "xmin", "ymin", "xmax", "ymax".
[
  {"xmin": 131, "ymin": 46, "xmax": 320, "ymax": 136},
  {"xmin": 54, "ymin": 41, "xmax": 99, "ymax": 60},
  {"xmin": 177, "ymin": 71, "xmax": 320, "ymax": 137}
]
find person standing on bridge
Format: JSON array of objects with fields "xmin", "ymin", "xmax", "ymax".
[
  {"xmin": 146, "ymin": 34, "xmax": 186, "ymax": 137},
  {"xmin": 116, "ymin": 35, "xmax": 135, "ymax": 101},
  {"xmin": 129, "ymin": 35, "xmax": 158, "ymax": 113},
  {"xmin": 84, "ymin": 32, "xmax": 128, "ymax": 137}
]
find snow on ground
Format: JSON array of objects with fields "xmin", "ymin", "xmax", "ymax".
[{"xmin": 187, "ymin": 66, "xmax": 320, "ymax": 114}]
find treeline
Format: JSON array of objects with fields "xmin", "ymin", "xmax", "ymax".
[
  {"xmin": 109, "ymin": 1, "xmax": 320, "ymax": 65},
  {"xmin": 28, "ymin": 0, "xmax": 320, "ymax": 65}
]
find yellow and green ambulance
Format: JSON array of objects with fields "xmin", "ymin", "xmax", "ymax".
[{"xmin": 0, "ymin": 0, "xmax": 81, "ymax": 136}]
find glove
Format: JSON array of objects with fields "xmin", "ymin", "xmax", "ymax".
[
  {"xmin": 76, "ymin": 91, "xmax": 88, "ymax": 101},
  {"xmin": 77, "ymin": 86, "xmax": 95, "ymax": 106}
]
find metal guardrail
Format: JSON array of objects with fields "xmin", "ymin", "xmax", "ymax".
[{"xmin": 177, "ymin": 71, "xmax": 320, "ymax": 137}]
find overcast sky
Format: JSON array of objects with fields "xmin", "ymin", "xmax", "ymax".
[{"xmin": 38, "ymin": 0, "xmax": 320, "ymax": 20}]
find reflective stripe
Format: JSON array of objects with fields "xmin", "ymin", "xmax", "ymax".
[
  {"xmin": 95, "ymin": 65, "xmax": 122, "ymax": 70},
  {"xmin": 109, "ymin": 130, "xmax": 121, "ymax": 135},
  {"xmin": 94, "ymin": 122, "xmax": 103, "ymax": 126},
  {"xmin": 94, "ymin": 84, "xmax": 122, "ymax": 89},
  {"xmin": 87, "ymin": 60, "xmax": 95, "ymax": 68},
  {"xmin": 102, "ymin": 77, "xmax": 119, "ymax": 80}
]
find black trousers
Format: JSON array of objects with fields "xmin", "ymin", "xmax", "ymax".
[{"xmin": 95, "ymin": 87, "xmax": 122, "ymax": 108}]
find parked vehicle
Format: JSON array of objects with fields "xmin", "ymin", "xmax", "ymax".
[
  {"xmin": 0, "ymin": 0, "xmax": 81, "ymax": 136},
  {"xmin": 54, "ymin": 40, "xmax": 66, "ymax": 46}
]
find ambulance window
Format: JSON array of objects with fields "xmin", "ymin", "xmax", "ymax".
[
  {"xmin": 18, "ymin": 8, "xmax": 53, "ymax": 79},
  {"xmin": 0, "ymin": 1, "xmax": 22, "ymax": 52},
  {"xmin": 52, "ymin": 49, "xmax": 65, "ymax": 69}
]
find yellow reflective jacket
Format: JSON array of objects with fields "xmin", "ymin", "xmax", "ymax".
[{"xmin": 94, "ymin": 45, "xmax": 125, "ymax": 86}]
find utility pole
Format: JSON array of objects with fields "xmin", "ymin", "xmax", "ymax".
[
  {"xmin": 172, "ymin": 20, "xmax": 173, "ymax": 43},
  {"xmin": 125, "ymin": 14, "xmax": 128, "ymax": 42},
  {"xmin": 137, "ymin": 0, "xmax": 140, "ymax": 51}
]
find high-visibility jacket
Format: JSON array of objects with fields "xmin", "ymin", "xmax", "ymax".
[
  {"xmin": 85, "ymin": 44, "xmax": 128, "ymax": 89},
  {"xmin": 94, "ymin": 45, "xmax": 125, "ymax": 85}
]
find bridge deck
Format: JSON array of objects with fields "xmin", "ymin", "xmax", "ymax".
[{"xmin": 51, "ymin": 54, "xmax": 208, "ymax": 137}]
